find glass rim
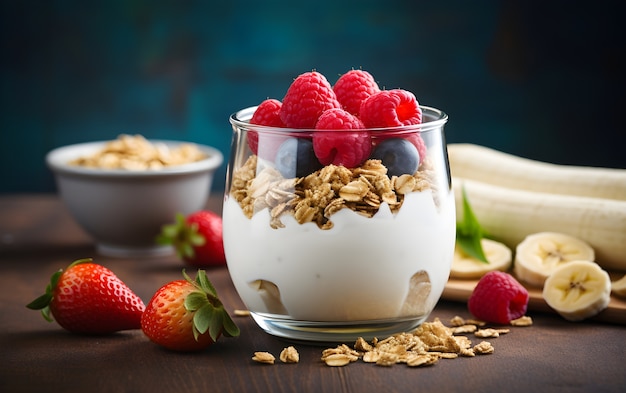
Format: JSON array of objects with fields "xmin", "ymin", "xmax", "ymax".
[{"xmin": 229, "ymin": 105, "xmax": 448, "ymax": 134}]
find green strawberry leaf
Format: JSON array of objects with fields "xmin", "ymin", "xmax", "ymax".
[
  {"xmin": 185, "ymin": 291, "xmax": 209, "ymax": 311},
  {"xmin": 196, "ymin": 270, "xmax": 217, "ymax": 297},
  {"xmin": 456, "ymin": 185, "xmax": 489, "ymax": 264},
  {"xmin": 208, "ymin": 309, "xmax": 224, "ymax": 342},
  {"xmin": 26, "ymin": 258, "xmax": 93, "ymax": 323},
  {"xmin": 26, "ymin": 293, "xmax": 52, "ymax": 310},
  {"xmin": 221, "ymin": 310, "xmax": 241, "ymax": 338},
  {"xmin": 156, "ymin": 213, "xmax": 205, "ymax": 260},
  {"xmin": 183, "ymin": 269, "xmax": 241, "ymax": 342},
  {"xmin": 193, "ymin": 304, "xmax": 213, "ymax": 338}
]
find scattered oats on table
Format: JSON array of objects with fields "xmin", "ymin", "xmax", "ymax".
[
  {"xmin": 510, "ymin": 316, "xmax": 533, "ymax": 326},
  {"xmin": 247, "ymin": 315, "xmax": 532, "ymax": 368},
  {"xmin": 252, "ymin": 352, "xmax": 275, "ymax": 364},
  {"xmin": 280, "ymin": 346, "xmax": 300, "ymax": 364}
]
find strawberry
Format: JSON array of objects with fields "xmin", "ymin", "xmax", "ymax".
[
  {"xmin": 157, "ymin": 210, "xmax": 226, "ymax": 267},
  {"xmin": 26, "ymin": 258, "xmax": 145, "ymax": 334},
  {"xmin": 141, "ymin": 269, "xmax": 240, "ymax": 351}
]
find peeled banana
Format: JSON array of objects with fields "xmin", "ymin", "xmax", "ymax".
[
  {"xmin": 452, "ymin": 177, "xmax": 626, "ymax": 272},
  {"xmin": 610, "ymin": 274, "xmax": 626, "ymax": 298},
  {"xmin": 542, "ymin": 260, "xmax": 611, "ymax": 321},
  {"xmin": 451, "ymin": 238, "xmax": 512, "ymax": 279},
  {"xmin": 514, "ymin": 232, "xmax": 595, "ymax": 287},
  {"xmin": 448, "ymin": 143, "xmax": 626, "ymax": 200}
]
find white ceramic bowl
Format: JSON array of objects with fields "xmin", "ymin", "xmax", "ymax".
[{"xmin": 46, "ymin": 140, "xmax": 223, "ymax": 257}]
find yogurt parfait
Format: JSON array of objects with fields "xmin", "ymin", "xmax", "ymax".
[{"xmin": 223, "ymin": 70, "xmax": 454, "ymax": 342}]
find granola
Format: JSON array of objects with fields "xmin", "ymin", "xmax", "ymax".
[
  {"xmin": 319, "ymin": 316, "xmax": 513, "ymax": 368},
  {"xmin": 252, "ymin": 351, "xmax": 276, "ymax": 364},
  {"xmin": 249, "ymin": 315, "xmax": 531, "ymax": 369},
  {"xmin": 69, "ymin": 134, "xmax": 207, "ymax": 170},
  {"xmin": 229, "ymin": 154, "xmax": 440, "ymax": 229},
  {"xmin": 279, "ymin": 346, "xmax": 300, "ymax": 364}
]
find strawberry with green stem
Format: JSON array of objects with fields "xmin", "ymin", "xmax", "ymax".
[
  {"xmin": 141, "ymin": 269, "xmax": 240, "ymax": 352},
  {"xmin": 26, "ymin": 258, "xmax": 145, "ymax": 334},
  {"xmin": 157, "ymin": 210, "xmax": 226, "ymax": 267}
]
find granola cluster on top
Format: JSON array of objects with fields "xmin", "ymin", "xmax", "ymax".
[{"xmin": 229, "ymin": 155, "xmax": 439, "ymax": 230}]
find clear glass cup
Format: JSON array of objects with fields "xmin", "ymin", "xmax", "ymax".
[{"xmin": 224, "ymin": 106, "xmax": 455, "ymax": 343}]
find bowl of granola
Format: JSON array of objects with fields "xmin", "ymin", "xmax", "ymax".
[
  {"xmin": 46, "ymin": 134, "xmax": 223, "ymax": 257},
  {"xmin": 222, "ymin": 70, "xmax": 455, "ymax": 342}
]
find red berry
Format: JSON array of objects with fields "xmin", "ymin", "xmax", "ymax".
[
  {"xmin": 185, "ymin": 211, "xmax": 225, "ymax": 266},
  {"xmin": 313, "ymin": 108, "xmax": 371, "ymax": 167},
  {"xmin": 251, "ymin": 98, "xmax": 284, "ymax": 127},
  {"xmin": 333, "ymin": 69, "xmax": 380, "ymax": 116},
  {"xmin": 157, "ymin": 210, "xmax": 226, "ymax": 267},
  {"xmin": 27, "ymin": 258, "xmax": 145, "ymax": 334},
  {"xmin": 467, "ymin": 271, "xmax": 529, "ymax": 324},
  {"xmin": 280, "ymin": 71, "xmax": 341, "ymax": 128},
  {"xmin": 360, "ymin": 89, "xmax": 422, "ymax": 128},
  {"xmin": 315, "ymin": 108, "xmax": 365, "ymax": 130},
  {"xmin": 141, "ymin": 270, "xmax": 240, "ymax": 352},
  {"xmin": 248, "ymin": 99, "xmax": 285, "ymax": 158}
]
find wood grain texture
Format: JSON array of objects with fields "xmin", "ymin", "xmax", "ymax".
[{"xmin": 1, "ymin": 195, "xmax": 625, "ymax": 393}]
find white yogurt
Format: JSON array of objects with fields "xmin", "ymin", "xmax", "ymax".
[{"xmin": 223, "ymin": 187, "xmax": 456, "ymax": 322}]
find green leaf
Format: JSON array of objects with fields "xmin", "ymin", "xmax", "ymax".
[
  {"xmin": 181, "ymin": 269, "xmax": 240, "ymax": 343},
  {"xmin": 26, "ymin": 259, "xmax": 94, "ymax": 323},
  {"xmin": 193, "ymin": 305, "xmax": 214, "ymax": 336},
  {"xmin": 208, "ymin": 310, "xmax": 224, "ymax": 342},
  {"xmin": 456, "ymin": 185, "xmax": 489, "ymax": 264},
  {"xmin": 196, "ymin": 270, "xmax": 217, "ymax": 297},
  {"xmin": 456, "ymin": 233, "xmax": 489, "ymax": 263},
  {"xmin": 221, "ymin": 311, "xmax": 241, "ymax": 338},
  {"xmin": 154, "ymin": 213, "xmax": 203, "ymax": 261},
  {"xmin": 189, "ymin": 230, "xmax": 206, "ymax": 247},
  {"xmin": 41, "ymin": 306, "xmax": 53, "ymax": 323},
  {"xmin": 26, "ymin": 293, "xmax": 53, "ymax": 310},
  {"xmin": 184, "ymin": 292, "xmax": 209, "ymax": 312}
]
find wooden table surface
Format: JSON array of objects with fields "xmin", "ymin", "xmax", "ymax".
[{"xmin": 1, "ymin": 194, "xmax": 624, "ymax": 393}]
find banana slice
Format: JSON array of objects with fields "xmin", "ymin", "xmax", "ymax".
[
  {"xmin": 450, "ymin": 238, "xmax": 512, "ymax": 279},
  {"xmin": 611, "ymin": 274, "xmax": 626, "ymax": 298},
  {"xmin": 514, "ymin": 232, "xmax": 595, "ymax": 287},
  {"xmin": 542, "ymin": 260, "xmax": 611, "ymax": 321}
]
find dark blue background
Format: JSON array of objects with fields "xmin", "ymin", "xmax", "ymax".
[{"xmin": 2, "ymin": 0, "xmax": 625, "ymax": 194}]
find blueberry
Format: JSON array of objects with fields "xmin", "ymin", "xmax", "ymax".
[
  {"xmin": 370, "ymin": 138, "xmax": 420, "ymax": 177},
  {"xmin": 274, "ymin": 137, "xmax": 323, "ymax": 178}
]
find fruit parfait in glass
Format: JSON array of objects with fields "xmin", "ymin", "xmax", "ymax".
[{"xmin": 223, "ymin": 70, "xmax": 455, "ymax": 343}]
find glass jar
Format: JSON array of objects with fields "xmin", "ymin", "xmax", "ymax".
[{"xmin": 223, "ymin": 106, "xmax": 454, "ymax": 342}]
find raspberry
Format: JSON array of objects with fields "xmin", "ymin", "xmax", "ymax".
[
  {"xmin": 333, "ymin": 69, "xmax": 380, "ymax": 116},
  {"xmin": 313, "ymin": 108, "xmax": 371, "ymax": 167},
  {"xmin": 467, "ymin": 271, "xmax": 529, "ymax": 325},
  {"xmin": 360, "ymin": 89, "xmax": 422, "ymax": 128},
  {"xmin": 280, "ymin": 71, "xmax": 341, "ymax": 129},
  {"xmin": 247, "ymin": 99, "xmax": 288, "ymax": 160},
  {"xmin": 250, "ymin": 99, "xmax": 284, "ymax": 127},
  {"xmin": 315, "ymin": 108, "xmax": 365, "ymax": 130}
]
